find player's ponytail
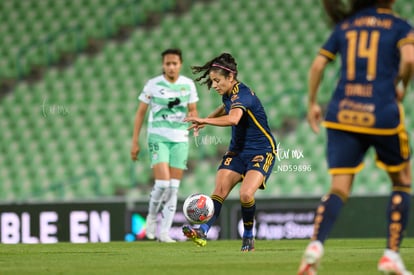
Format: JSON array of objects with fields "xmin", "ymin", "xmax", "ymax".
[{"xmin": 192, "ymin": 53, "xmax": 238, "ymax": 89}]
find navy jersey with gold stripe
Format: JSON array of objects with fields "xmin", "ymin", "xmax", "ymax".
[
  {"xmin": 319, "ymin": 7, "xmax": 414, "ymax": 135},
  {"xmin": 222, "ymin": 82, "xmax": 276, "ymax": 154}
]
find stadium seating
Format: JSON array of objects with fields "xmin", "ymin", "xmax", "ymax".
[
  {"xmin": 0, "ymin": 0, "xmax": 413, "ymax": 201},
  {"xmin": 0, "ymin": 0, "xmax": 177, "ymax": 81}
]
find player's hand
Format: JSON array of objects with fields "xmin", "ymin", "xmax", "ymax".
[
  {"xmin": 395, "ymin": 83, "xmax": 405, "ymax": 102},
  {"xmin": 184, "ymin": 116, "xmax": 204, "ymax": 124},
  {"xmin": 184, "ymin": 116, "xmax": 205, "ymax": 128},
  {"xmin": 130, "ymin": 144, "xmax": 140, "ymax": 161},
  {"xmin": 192, "ymin": 124, "xmax": 205, "ymax": 137},
  {"xmin": 188, "ymin": 123, "xmax": 205, "ymax": 133},
  {"xmin": 307, "ymin": 103, "xmax": 322, "ymax": 134}
]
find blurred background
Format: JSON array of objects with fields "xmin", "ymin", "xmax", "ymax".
[{"xmin": 0, "ymin": 0, "xmax": 413, "ymax": 204}]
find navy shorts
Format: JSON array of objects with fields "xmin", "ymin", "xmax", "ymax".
[
  {"xmin": 327, "ymin": 128, "xmax": 411, "ymax": 174},
  {"xmin": 218, "ymin": 150, "xmax": 276, "ymax": 189}
]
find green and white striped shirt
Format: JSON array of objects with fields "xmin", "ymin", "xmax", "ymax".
[{"xmin": 139, "ymin": 75, "xmax": 199, "ymax": 142}]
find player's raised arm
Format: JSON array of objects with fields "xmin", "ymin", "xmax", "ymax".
[{"xmin": 185, "ymin": 108, "xmax": 243, "ymax": 127}]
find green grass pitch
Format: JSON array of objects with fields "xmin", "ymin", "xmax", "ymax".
[{"xmin": 0, "ymin": 238, "xmax": 413, "ymax": 274}]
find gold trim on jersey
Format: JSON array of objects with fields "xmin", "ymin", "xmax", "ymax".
[
  {"xmin": 376, "ymin": 8, "xmax": 393, "ymax": 14},
  {"xmin": 247, "ymin": 109, "xmax": 276, "ymax": 154},
  {"xmin": 398, "ymin": 36, "xmax": 414, "ymax": 48},
  {"xmin": 319, "ymin": 48, "xmax": 336, "ymax": 61},
  {"xmin": 232, "ymin": 82, "xmax": 240, "ymax": 94},
  {"xmin": 231, "ymin": 103, "xmax": 246, "ymax": 112}
]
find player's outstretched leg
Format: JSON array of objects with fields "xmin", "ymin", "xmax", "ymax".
[
  {"xmin": 378, "ymin": 249, "xmax": 412, "ymax": 275},
  {"xmin": 297, "ymin": 241, "xmax": 324, "ymax": 275},
  {"xmin": 182, "ymin": 225, "xmax": 207, "ymax": 247}
]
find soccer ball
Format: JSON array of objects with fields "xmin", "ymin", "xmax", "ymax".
[{"xmin": 183, "ymin": 194, "xmax": 214, "ymax": 224}]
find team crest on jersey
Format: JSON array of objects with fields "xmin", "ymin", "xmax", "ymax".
[{"xmin": 231, "ymin": 94, "xmax": 239, "ymax": 102}]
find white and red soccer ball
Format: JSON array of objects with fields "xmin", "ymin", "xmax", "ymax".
[{"xmin": 183, "ymin": 193, "xmax": 214, "ymax": 224}]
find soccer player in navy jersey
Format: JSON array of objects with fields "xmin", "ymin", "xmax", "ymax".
[
  {"xmin": 298, "ymin": 0, "xmax": 414, "ymax": 274},
  {"xmin": 182, "ymin": 53, "xmax": 277, "ymax": 251}
]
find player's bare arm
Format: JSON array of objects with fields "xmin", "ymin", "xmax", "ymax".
[
  {"xmin": 130, "ymin": 102, "xmax": 148, "ymax": 161},
  {"xmin": 396, "ymin": 43, "xmax": 414, "ymax": 101},
  {"xmin": 185, "ymin": 108, "xmax": 243, "ymax": 127},
  {"xmin": 186, "ymin": 104, "xmax": 227, "ymax": 131}
]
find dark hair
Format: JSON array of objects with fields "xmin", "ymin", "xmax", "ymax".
[
  {"xmin": 191, "ymin": 53, "xmax": 238, "ymax": 89},
  {"xmin": 161, "ymin": 48, "xmax": 182, "ymax": 62},
  {"xmin": 322, "ymin": 0, "xmax": 392, "ymax": 26}
]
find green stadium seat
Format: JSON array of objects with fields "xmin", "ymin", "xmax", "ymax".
[{"xmin": 1, "ymin": 0, "xmax": 412, "ymax": 201}]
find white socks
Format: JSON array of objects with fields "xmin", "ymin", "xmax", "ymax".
[
  {"xmin": 147, "ymin": 179, "xmax": 170, "ymax": 217},
  {"xmin": 160, "ymin": 179, "xmax": 180, "ymax": 237},
  {"xmin": 147, "ymin": 179, "xmax": 180, "ymax": 238}
]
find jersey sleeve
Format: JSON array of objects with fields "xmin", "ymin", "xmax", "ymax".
[
  {"xmin": 188, "ymin": 81, "xmax": 199, "ymax": 104},
  {"xmin": 397, "ymin": 21, "xmax": 414, "ymax": 48},
  {"xmin": 319, "ymin": 28, "xmax": 340, "ymax": 61},
  {"xmin": 138, "ymin": 80, "xmax": 152, "ymax": 104},
  {"xmin": 230, "ymin": 87, "xmax": 253, "ymax": 112}
]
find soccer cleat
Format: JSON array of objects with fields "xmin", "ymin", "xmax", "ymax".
[
  {"xmin": 241, "ymin": 237, "xmax": 255, "ymax": 252},
  {"xmin": 297, "ymin": 241, "xmax": 324, "ymax": 275},
  {"xmin": 182, "ymin": 225, "xmax": 207, "ymax": 247},
  {"xmin": 145, "ymin": 214, "xmax": 157, "ymax": 240},
  {"xmin": 158, "ymin": 234, "xmax": 177, "ymax": 243},
  {"xmin": 378, "ymin": 249, "xmax": 412, "ymax": 275}
]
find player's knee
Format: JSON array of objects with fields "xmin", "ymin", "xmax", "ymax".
[{"xmin": 239, "ymin": 192, "xmax": 254, "ymax": 204}]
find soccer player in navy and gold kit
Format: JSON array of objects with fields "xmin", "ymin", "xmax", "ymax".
[
  {"xmin": 182, "ymin": 53, "xmax": 277, "ymax": 251},
  {"xmin": 298, "ymin": 1, "xmax": 414, "ymax": 274}
]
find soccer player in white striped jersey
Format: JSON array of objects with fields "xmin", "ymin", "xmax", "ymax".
[{"xmin": 131, "ymin": 48, "xmax": 199, "ymax": 243}]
